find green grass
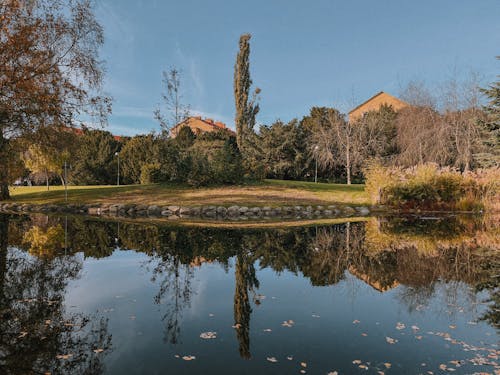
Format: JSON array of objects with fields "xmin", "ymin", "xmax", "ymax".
[{"xmin": 4, "ymin": 180, "xmax": 368, "ymax": 207}]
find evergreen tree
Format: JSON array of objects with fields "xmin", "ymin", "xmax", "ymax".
[
  {"xmin": 479, "ymin": 56, "xmax": 500, "ymax": 167},
  {"xmin": 71, "ymin": 129, "xmax": 121, "ymax": 185}
]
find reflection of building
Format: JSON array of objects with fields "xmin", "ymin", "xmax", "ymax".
[
  {"xmin": 348, "ymin": 91, "xmax": 408, "ymax": 122},
  {"xmin": 170, "ymin": 116, "xmax": 235, "ymax": 138},
  {"xmin": 348, "ymin": 266, "xmax": 399, "ymax": 292},
  {"xmin": 189, "ymin": 256, "xmax": 213, "ymax": 268}
]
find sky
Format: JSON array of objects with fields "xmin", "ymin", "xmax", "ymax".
[{"xmin": 94, "ymin": 0, "xmax": 500, "ymax": 136}]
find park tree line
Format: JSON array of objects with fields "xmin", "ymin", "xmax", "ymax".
[
  {"xmin": 253, "ymin": 73, "xmax": 499, "ymax": 184},
  {"xmin": 1, "ymin": 0, "xmax": 498, "ymax": 194},
  {"xmin": 13, "ymin": 71, "xmax": 499, "ymax": 188}
]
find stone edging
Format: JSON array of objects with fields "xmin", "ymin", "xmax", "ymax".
[{"xmin": 0, "ymin": 202, "xmax": 375, "ymax": 220}]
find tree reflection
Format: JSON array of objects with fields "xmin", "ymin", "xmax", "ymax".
[
  {"xmin": 0, "ymin": 215, "xmax": 112, "ymax": 374},
  {"xmin": 151, "ymin": 254, "xmax": 193, "ymax": 344},
  {"xmin": 1, "ymin": 212, "xmax": 498, "ymax": 362},
  {"xmin": 233, "ymin": 251, "xmax": 259, "ymax": 359}
]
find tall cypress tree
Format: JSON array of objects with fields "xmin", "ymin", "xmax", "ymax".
[{"xmin": 234, "ymin": 34, "xmax": 260, "ymax": 155}]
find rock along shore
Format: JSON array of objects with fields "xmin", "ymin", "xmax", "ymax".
[{"xmin": 0, "ymin": 202, "xmax": 375, "ymax": 221}]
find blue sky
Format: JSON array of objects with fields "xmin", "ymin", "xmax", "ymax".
[{"xmin": 95, "ymin": 0, "xmax": 500, "ymax": 136}]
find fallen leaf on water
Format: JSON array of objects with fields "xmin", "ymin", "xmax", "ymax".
[
  {"xmin": 300, "ymin": 362, "xmax": 307, "ymax": 368},
  {"xmin": 396, "ymin": 322, "xmax": 406, "ymax": 330},
  {"xmin": 174, "ymin": 354, "xmax": 180, "ymax": 358},
  {"xmin": 377, "ymin": 372, "xmax": 385, "ymax": 375},
  {"xmin": 182, "ymin": 355, "xmax": 196, "ymax": 361},
  {"xmin": 232, "ymin": 323, "xmax": 242, "ymax": 329},
  {"xmin": 439, "ymin": 364, "xmax": 447, "ymax": 370},
  {"xmin": 56, "ymin": 354, "xmax": 73, "ymax": 360},
  {"xmin": 384, "ymin": 363, "xmax": 391, "ymax": 369},
  {"xmin": 200, "ymin": 331, "xmax": 217, "ymax": 339},
  {"xmin": 361, "ymin": 333, "xmax": 368, "ymax": 337},
  {"xmin": 267, "ymin": 357, "xmax": 278, "ymax": 363},
  {"xmin": 386, "ymin": 337, "xmax": 398, "ymax": 344},
  {"xmin": 300, "ymin": 371, "xmax": 306, "ymax": 374},
  {"xmin": 359, "ymin": 364, "xmax": 368, "ymax": 370},
  {"xmin": 287, "ymin": 356, "xmax": 293, "ymax": 361},
  {"xmin": 449, "ymin": 325, "xmax": 456, "ymax": 329},
  {"xmin": 353, "ymin": 360, "xmax": 362, "ymax": 364},
  {"xmin": 327, "ymin": 372, "xmax": 338, "ymax": 375},
  {"xmin": 93, "ymin": 348, "xmax": 104, "ymax": 354},
  {"xmin": 411, "ymin": 325, "xmax": 420, "ymax": 331},
  {"xmin": 353, "ymin": 320, "xmax": 360, "ymax": 324},
  {"xmin": 416, "ymin": 335, "xmax": 423, "ymax": 340},
  {"xmin": 263, "ymin": 328, "xmax": 272, "ymax": 332}
]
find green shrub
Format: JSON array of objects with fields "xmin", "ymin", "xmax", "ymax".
[
  {"xmin": 186, "ymin": 153, "xmax": 213, "ymax": 187},
  {"xmin": 140, "ymin": 163, "xmax": 161, "ymax": 184}
]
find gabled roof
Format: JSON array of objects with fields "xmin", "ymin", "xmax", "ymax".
[
  {"xmin": 172, "ymin": 116, "xmax": 235, "ymax": 135},
  {"xmin": 348, "ymin": 91, "xmax": 408, "ymax": 114}
]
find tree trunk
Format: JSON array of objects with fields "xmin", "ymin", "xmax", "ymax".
[
  {"xmin": 346, "ymin": 141, "xmax": 351, "ymax": 185},
  {"xmin": 0, "ymin": 215, "xmax": 8, "ymax": 304},
  {"xmin": 59, "ymin": 174, "xmax": 65, "ymax": 187},
  {"xmin": 46, "ymin": 169, "xmax": 49, "ymax": 191},
  {"xmin": 0, "ymin": 130, "xmax": 10, "ymax": 200}
]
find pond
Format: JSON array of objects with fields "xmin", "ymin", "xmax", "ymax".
[{"xmin": 0, "ymin": 214, "xmax": 498, "ymax": 374}]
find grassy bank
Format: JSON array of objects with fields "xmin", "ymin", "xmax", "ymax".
[{"xmin": 4, "ymin": 179, "xmax": 368, "ymax": 207}]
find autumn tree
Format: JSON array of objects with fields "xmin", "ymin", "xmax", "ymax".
[
  {"xmin": 395, "ymin": 82, "xmax": 451, "ymax": 167},
  {"xmin": 439, "ymin": 72, "xmax": 486, "ymax": 171},
  {"xmin": 0, "ymin": 0, "xmax": 110, "ymax": 199},
  {"xmin": 23, "ymin": 144, "xmax": 68, "ymax": 190},
  {"xmin": 154, "ymin": 67, "xmax": 190, "ymax": 135},
  {"xmin": 234, "ymin": 34, "xmax": 261, "ymax": 162},
  {"xmin": 309, "ymin": 109, "xmax": 364, "ymax": 184}
]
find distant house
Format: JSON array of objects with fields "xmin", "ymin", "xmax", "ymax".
[
  {"xmin": 170, "ymin": 116, "xmax": 235, "ymax": 138},
  {"xmin": 348, "ymin": 91, "xmax": 409, "ymax": 122}
]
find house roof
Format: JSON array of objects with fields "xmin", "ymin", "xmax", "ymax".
[
  {"xmin": 172, "ymin": 116, "xmax": 235, "ymax": 135},
  {"xmin": 348, "ymin": 91, "xmax": 408, "ymax": 115}
]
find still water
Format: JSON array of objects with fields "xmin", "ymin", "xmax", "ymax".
[{"xmin": 0, "ymin": 214, "xmax": 498, "ymax": 374}]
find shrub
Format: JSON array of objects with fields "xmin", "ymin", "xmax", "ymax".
[
  {"xmin": 140, "ymin": 163, "xmax": 161, "ymax": 184},
  {"xmin": 364, "ymin": 163, "xmax": 500, "ymax": 211}
]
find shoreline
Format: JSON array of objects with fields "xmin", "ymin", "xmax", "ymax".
[{"xmin": 0, "ymin": 200, "xmax": 486, "ymax": 224}]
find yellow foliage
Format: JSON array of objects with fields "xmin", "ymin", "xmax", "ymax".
[{"xmin": 23, "ymin": 225, "xmax": 65, "ymax": 258}]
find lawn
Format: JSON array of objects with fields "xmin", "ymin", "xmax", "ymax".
[{"xmin": 5, "ymin": 179, "xmax": 368, "ymax": 207}]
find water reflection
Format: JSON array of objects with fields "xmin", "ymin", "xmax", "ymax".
[
  {"xmin": 1, "ymin": 213, "xmax": 498, "ymax": 373},
  {"xmin": 0, "ymin": 215, "xmax": 112, "ymax": 374}
]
